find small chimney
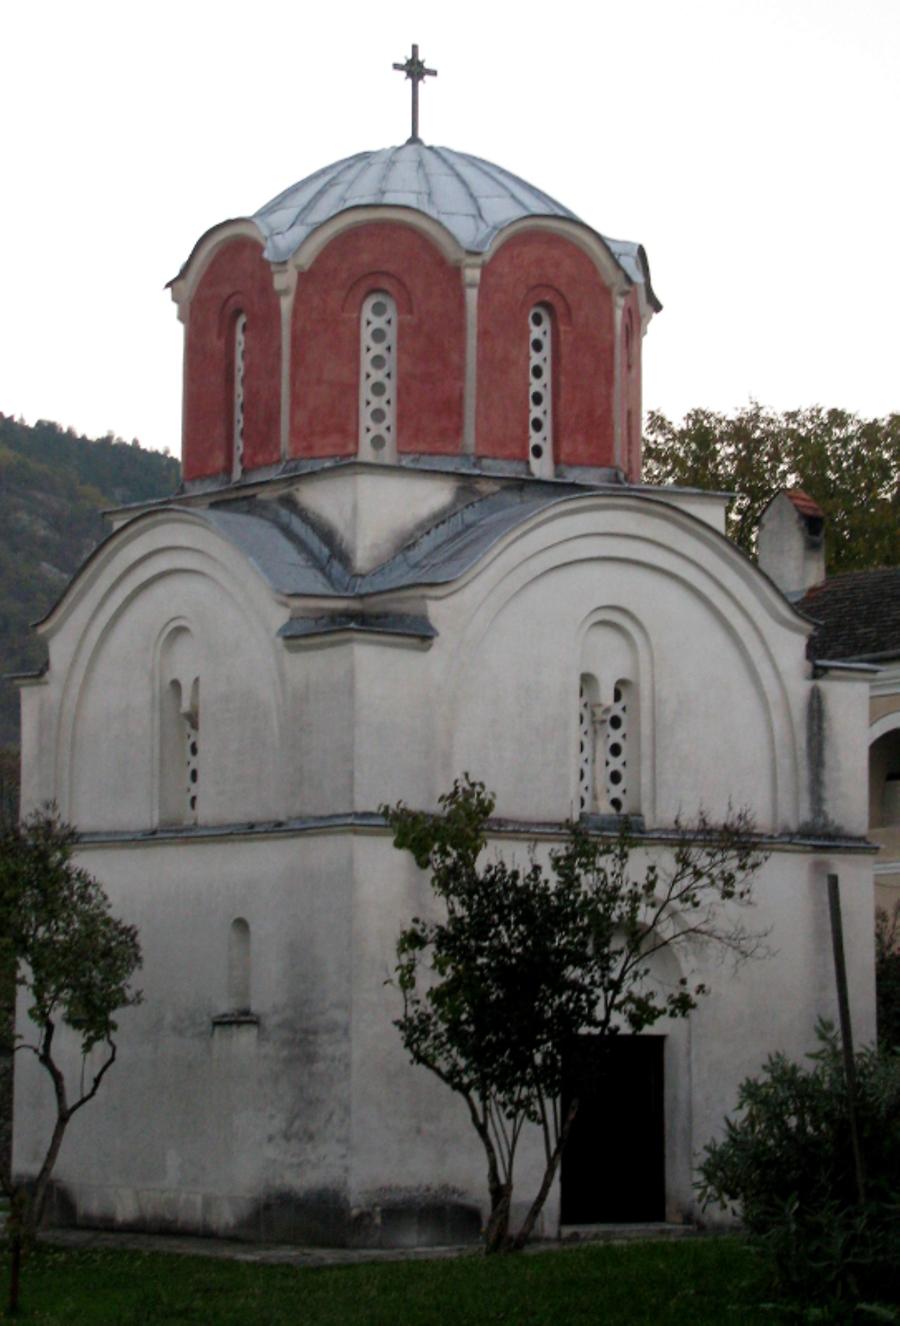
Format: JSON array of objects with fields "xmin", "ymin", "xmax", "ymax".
[{"xmin": 757, "ymin": 489, "xmax": 826, "ymax": 599}]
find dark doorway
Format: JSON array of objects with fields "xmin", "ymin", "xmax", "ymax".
[{"xmin": 560, "ymin": 1034, "xmax": 665, "ymax": 1224}]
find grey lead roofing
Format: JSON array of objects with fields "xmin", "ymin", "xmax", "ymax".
[
  {"xmin": 252, "ymin": 143, "xmax": 660, "ymax": 308},
  {"xmin": 799, "ymin": 568, "xmax": 900, "ymax": 662},
  {"xmin": 197, "ymin": 483, "xmax": 588, "ymax": 598}
]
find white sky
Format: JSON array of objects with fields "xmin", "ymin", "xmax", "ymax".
[{"xmin": 1, "ymin": 0, "xmax": 898, "ymax": 456}]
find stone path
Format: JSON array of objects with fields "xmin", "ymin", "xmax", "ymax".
[{"xmin": 41, "ymin": 1222, "xmax": 698, "ymax": 1268}]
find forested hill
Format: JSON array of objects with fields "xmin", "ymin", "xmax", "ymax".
[{"xmin": 0, "ymin": 415, "xmax": 180, "ymax": 747}]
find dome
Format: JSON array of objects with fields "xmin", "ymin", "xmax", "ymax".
[{"xmin": 252, "ymin": 142, "xmax": 658, "ymax": 305}]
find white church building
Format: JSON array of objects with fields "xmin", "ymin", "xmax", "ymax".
[{"xmin": 14, "ymin": 113, "xmax": 876, "ymax": 1244}]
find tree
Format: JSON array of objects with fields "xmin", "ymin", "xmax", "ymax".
[
  {"xmin": 385, "ymin": 777, "xmax": 766, "ymax": 1254},
  {"xmin": 642, "ymin": 405, "xmax": 899, "ymax": 573},
  {"xmin": 0, "ymin": 748, "xmax": 19, "ymax": 1187},
  {"xmin": 0, "ymin": 810, "xmax": 142, "ymax": 1315}
]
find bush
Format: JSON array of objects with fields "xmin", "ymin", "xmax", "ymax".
[
  {"xmin": 697, "ymin": 1022, "xmax": 900, "ymax": 1312},
  {"xmin": 876, "ymin": 904, "xmax": 900, "ymax": 1053}
]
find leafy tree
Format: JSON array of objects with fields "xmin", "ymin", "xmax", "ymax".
[
  {"xmin": 643, "ymin": 405, "xmax": 899, "ymax": 572},
  {"xmin": 0, "ymin": 413, "xmax": 180, "ymax": 747},
  {"xmin": 0, "ymin": 749, "xmax": 18, "ymax": 1188},
  {"xmin": 876, "ymin": 902, "xmax": 900, "ymax": 1053},
  {"xmin": 697, "ymin": 1023, "xmax": 900, "ymax": 1312},
  {"xmin": 385, "ymin": 777, "xmax": 766, "ymax": 1254},
  {"xmin": 0, "ymin": 810, "xmax": 142, "ymax": 1315}
]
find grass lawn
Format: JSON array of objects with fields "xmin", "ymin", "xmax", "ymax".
[{"xmin": 0, "ymin": 1236, "xmax": 786, "ymax": 1324}]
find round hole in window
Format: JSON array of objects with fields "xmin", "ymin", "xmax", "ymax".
[
  {"xmin": 531, "ymin": 309, "xmax": 544, "ymax": 327},
  {"xmin": 371, "ymin": 381, "xmax": 386, "ymax": 397},
  {"xmin": 370, "ymin": 407, "xmax": 386, "ymax": 424},
  {"xmin": 610, "ymin": 797, "xmax": 622, "ymax": 813},
  {"xmin": 371, "ymin": 354, "xmax": 386, "ymax": 370},
  {"xmin": 371, "ymin": 300, "xmax": 388, "ymax": 317},
  {"xmin": 190, "ymin": 768, "xmax": 198, "ymax": 784},
  {"xmin": 531, "ymin": 390, "xmax": 543, "ymax": 407},
  {"xmin": 371, "ymin": 327, "xmax": 387, "ymax": 344},
  {"xmin": 531, "ymin": 443, "xmax": 543, "ymax": 459},
  {"xmin": 531, "ymin": 364, "xmax": 543, "ymax": 380},
  {"xmin": 531, "ymin": 416, "xmax": 544, "ymax": 433},
  {"xmin": 610, "ymin": 715, "xmax": 622, "ymax": 730},
  {"xmin": 371, "ymin": 434, "xmax": 386, "ymax": 451},
  {"xmin": 189, "ymin": 795, "xmax": 197, "ymax": 811},
  {"xmin": 614, "ymin": 686, "xmax": 622, "ymax": 702},
  {"xmin": 190, "ymin": 742, "xmax": 198, "ymax": 757},
  {"xmin": 609, "ymin": 770, "xmax": 622, "ymax": 786},
  {"xmin": 531, "ymin": 338, "xmax": 543, "ymax": 353},
  {"xmin": 609, "ymin": 742, "xmax": 622, "ymax": 758}
]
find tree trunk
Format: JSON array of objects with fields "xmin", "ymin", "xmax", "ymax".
[
  {"xmin": 511, "ymin": 1097, "xmax": 580, "ymax": 1251},
  {"xmin": 28, "ymin": 1107, "xmax": 69, "ymax": 1239},
  {"xmin": 484, "ymin": 1181, "xmax": 512, "ymax": 1255}
]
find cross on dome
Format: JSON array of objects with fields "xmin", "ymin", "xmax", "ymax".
[{"xmin": 392, "ymin": 43, "xmax": 437, "ymax": 144}]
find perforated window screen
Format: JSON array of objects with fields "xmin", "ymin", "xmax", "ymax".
[
  {"xmin": 360, "ymin": 292, "xmax": 397, "ymax": 460},
  {"xmin": 184, "ymin": 706, "xmax": 199, "ymax": 825},
  {"xmin": 232, "ymin": 313, "xmax": 247, "ymax": 478},
  {"xmin": 604, "ymin": 685, "xmax": 629, "ymax": 814},
  {"xmin": 578, "ymin": 679, "xmax": 594, "ymax": 814},
  {"xmin": 528, "ymin": 305, "xmax": 553, "ymax": 477}
]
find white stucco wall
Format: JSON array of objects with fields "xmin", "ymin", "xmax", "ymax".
[{"xmin": 13, "ymin": 473, "xmax": 877, "ymax": 1245}]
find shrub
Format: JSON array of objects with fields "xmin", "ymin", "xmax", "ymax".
[
  {"xmin": 697, "ymin": 1022, "xmax": 900, "ymax": 1311},
  {"xmin": 875, "ymin": 903, "xmax": 900, "ymax": 1053}
]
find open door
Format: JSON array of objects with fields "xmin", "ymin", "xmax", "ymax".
[{"xmin": 560, "ymin": 1034, "xmax": 665, "ymax": 1224}]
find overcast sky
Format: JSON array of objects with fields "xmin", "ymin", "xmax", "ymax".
[{"xmin": 1, "ymin": 0, "xmax": 897, "ymax": 455}]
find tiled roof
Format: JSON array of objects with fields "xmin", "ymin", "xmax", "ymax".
[
  {"xmin": 785, "ymin": 489, "xmax": 825, "ymax": 520},
  {"xmin": 799, "ymin": 567, "xmax": 900, "ymax": 661}
]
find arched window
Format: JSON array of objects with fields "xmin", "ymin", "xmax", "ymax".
[
  {"xmin": 228, "ymin": 918, "xmax": 251, "ymax": 1014},
  {"xmin": 158, "ymin": 626, "xmax": 200, "ymax": 828},
  {"xmin": 578, "ymin": 673, "xmax": 639, "ymax": 816},
  {"xmin": 160, "ymin": 677, "xmax": 199, "ymax": 826},
  {"xmin": 604, "ymin": 681, "xmax": 631, "ymax": 815},
  {"xmin": 231, "ymin": 312, "xmax": 247, "ymax": 479},
  {"xmin": 528, "ymin": 304, "xmax": 554, "ymax": 478},
  {"xmin": 359, "ymin": 291, "xmax": 397, "ymax": 461}
]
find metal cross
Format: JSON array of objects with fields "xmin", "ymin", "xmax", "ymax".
[{"xmin": 392, "ymin": 44, "xmax": 437, "ymax": 144}]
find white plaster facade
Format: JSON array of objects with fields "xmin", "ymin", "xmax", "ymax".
[
  {"xmin": 13, "ymin": 144, "xmax": 878, "ymax": 1247},
  {"xmin": 14, "ymin": 474, "xmax": 877, "ymax": 1244}
]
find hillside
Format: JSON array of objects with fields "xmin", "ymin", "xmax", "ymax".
[{"xmin": 0, "ymin": 415, "xmax": 180, "ymax": 747}]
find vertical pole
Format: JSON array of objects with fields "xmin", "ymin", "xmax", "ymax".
[
  {"xmin": 826, "ymin": 873, "xmax": 866, "ymax": 1206},
  {"xmin": 410, "ymin": 44, "xmax": 420, "ymax": 141}
]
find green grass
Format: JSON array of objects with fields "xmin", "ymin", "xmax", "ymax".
[{"xmin": 0, "ymin": 1237, "xmax": 787, "ymax": 1324}]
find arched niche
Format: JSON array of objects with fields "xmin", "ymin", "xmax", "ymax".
[
  {"xmin": 578, "ymin": 613, "xmax": 651, "ymax": 822},
  {"xmin": 476, "ymin": 230, "xmax": 616, "ymax": 468},
  {"xmin": 290, "ymin": 221, "xmax": 465, "ymax": 459},
  {"xmin": 227, "ymin": 917, "xmax": 252, "ymax": 1014},
  {"xmin": 183, "ymin": 236, "xmax": 281, "ymax": 480}
]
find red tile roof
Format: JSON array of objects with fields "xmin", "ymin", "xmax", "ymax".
[{"xmin": 785, "ymin": 489, "xmax": 825, "ymax": 520}]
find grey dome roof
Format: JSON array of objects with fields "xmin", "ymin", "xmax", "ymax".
[{"xmin": 252, "ymin": 142, "xmax": 659, "ymax": 306}]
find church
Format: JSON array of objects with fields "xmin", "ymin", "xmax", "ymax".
[{"xmin": 13, "ymin": 57, "xmax": 877, "ymax": 1246}]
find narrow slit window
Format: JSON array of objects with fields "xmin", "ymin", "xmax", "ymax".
[
  {"xmin": 528, "ymin": 304, "xmax": 553, "ymax": 478},
  {"xmin": 578, "ymin": 677, "xmax": 595, "ymax": 815},
  {"xmin": 359, "ymin": 292, "xmax": 397, "ymax": 460},
  {"xmin": 232, "ymin": 312, "xmax": 247, "ymax": 479}
]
